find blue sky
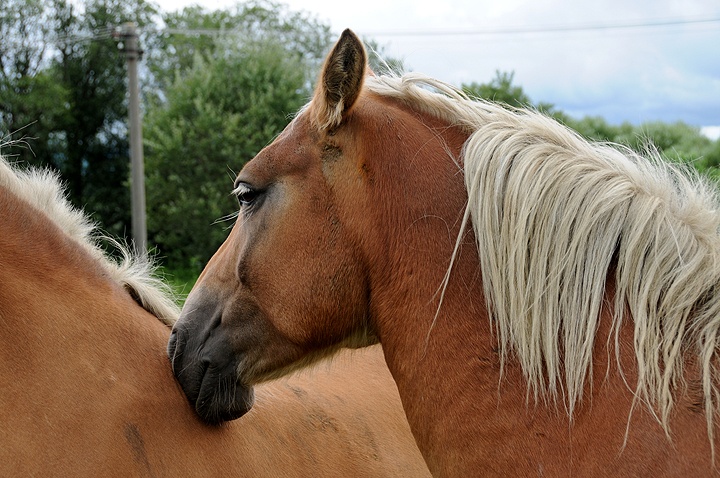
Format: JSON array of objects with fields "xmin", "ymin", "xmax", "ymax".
[{"xmin": 158, "ymin": 0, "xmax": 720, "ymax": 138}]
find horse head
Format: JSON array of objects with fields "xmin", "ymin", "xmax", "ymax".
[{"xmin": 168, "ymin": 30, "xmax": 386, "ymax": 423}]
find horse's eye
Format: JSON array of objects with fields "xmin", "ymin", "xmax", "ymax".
[{"xmin": 233, "ymin": 181, "xmax": 261, "ymax": 208}]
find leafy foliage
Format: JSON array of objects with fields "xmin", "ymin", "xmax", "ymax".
[
  {"xmin": 1, "ymin": 0, "xmax": 158, "ymax": 238},
  {"xmin": 463, "ymin": 71, "xmax": 531, "ymax": 108},
  {"xmin": 147, "ymin": 0, "xmax": 332, "ymax": 95},
  {"xmin": 144, "ymin": 39, "xmax": 308, "ymax": 271},
  {"xmin": 462, "ymin": 71, "xmax": 720, "ymax": 177},
  {"xmin": 0, "ymin": 0, "xmax": 64, "ymax": 166},
  {"xmin": 54, "ymin": 0, "xmax": 157, "ymax": 236}
]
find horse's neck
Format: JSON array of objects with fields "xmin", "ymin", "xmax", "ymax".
[
  {"xmin": 350, "ymin": 113, "xmax": 591, "ymax": 473},
  {"xmin": 372, "ymin": 226, "xmax": 713, "ymax": 475},
  {"xmin": 370, "ymin": 232, "xmax": 506, "ymax": 473},
  {"xmin": 351, "ymin": 119, "xmax": 504, "ymax": 471},
  {"xmin": 370, "ymin": 229, "xmax": 581, "ymax": 474}
]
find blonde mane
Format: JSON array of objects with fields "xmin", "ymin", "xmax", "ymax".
[
  {"xmin": 0, "ymin": 156, "xmax": 179, "ymax": 326},
  {"xmin": 365, "ymin": 74, "xmax": 720, "ymax": 441}
]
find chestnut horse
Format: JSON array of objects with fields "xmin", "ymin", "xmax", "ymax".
[
  {"xmin": 169, "ymin": 30, "xmax": 720, "ymax": 476},
  {"xmin": 0, "ymin": 156, "xmax": 429, "ymax": 477}
]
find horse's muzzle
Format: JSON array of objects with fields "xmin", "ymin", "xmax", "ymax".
[{"xmin": 167, "ymin": 317, "xmax": 254, "ymax": 424}]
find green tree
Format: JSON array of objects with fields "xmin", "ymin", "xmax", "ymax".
[
  {"xmin": 0, "ymin": 0, "xmax": 66, "ymax": 165},
  {"xmin": 701, "ymin": 139, "xmax": 720, "ymax": 179},
  {"xmin": 633, "ymin": 122, "xmax": 713, "ymax": 162},
  {"xmin": 144, "ymin": 38, "xmax": 308, "ymax": 272},
  {"xmin": 143, "ymin": 1, "xmax": 333, "ymax": 273},
  {"xmin": 462, "ymin": 70, "xmax": 532, "ymax": 108},
  {"xmin": 564, "ymin": 116, "xmax": 718, "ymax": 174},
  {"xmin": 564, "ymin": 116, "xmax": 624, "ymax": 142},
  {"xmin": 52, "ymin": 0, "xmax": 157, "ymax": 236},
  {"xmin": 146, "ymin": 0, "xmax": 332, "ymax": 96},
  {"xmin": 1, "ymin": 0, "xmax": 158, "ymax": 239}
]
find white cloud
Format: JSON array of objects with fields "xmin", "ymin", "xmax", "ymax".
[{"xmin": 702, "ymin": 126, "xmax": 720, "ymax": 141}]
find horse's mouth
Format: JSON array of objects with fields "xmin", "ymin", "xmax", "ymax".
[
  {"xmin": 168, "ymin": 324, "xmax": 255, "ymax": 424},
  {"xmin": 195, "ymin": 363, "xmax": 255, "ymax": 424}
]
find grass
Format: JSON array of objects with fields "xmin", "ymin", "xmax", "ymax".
[{"xmin": 158, "ymin": 267, "xmax": 199, "ymax": 307}]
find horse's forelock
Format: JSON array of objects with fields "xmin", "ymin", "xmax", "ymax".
[{"xmin": 0, "ymin": 156, "xmax": 179, "ymax": 325}]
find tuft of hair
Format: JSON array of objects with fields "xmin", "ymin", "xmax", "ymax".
[
  {"xmin": 364, "ymin": 74, "xmax": 720, "ymax": 448},
  {"xmin": 0, "ymin": 156, "xmax": 180, "ymax": 326}
]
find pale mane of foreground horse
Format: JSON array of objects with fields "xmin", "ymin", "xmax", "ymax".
[
  {"xmin": 364, "ymin": 74, "xmax": 720, "ymax": 443},
  {"xmin": 0, "ymin": 157, "xmax": 179, "ymax": 325}
]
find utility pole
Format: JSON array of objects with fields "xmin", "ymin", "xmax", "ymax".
[{"xmin": 118, "ymin": 22, "xmax": 147, "ymax": 253}]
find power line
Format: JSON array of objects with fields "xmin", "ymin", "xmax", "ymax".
[
  {"xmin": 357, "ymin": 16, "xmax": 720, "ymax": 37},
  {"xmin": 156, "ymin": 27, "xmax": 239, "ymax": 36},
  {"xmin": 39, "ymin": 15, "xmax": 720, "ymax": 44},
  {"xmin": 152, "ymin": 16, "xmax": 720, "ymax": 38}
]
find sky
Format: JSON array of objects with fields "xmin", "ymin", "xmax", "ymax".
[{"xmin": 156, "ymin": 0, "xmax": 720, "ymax": 139}]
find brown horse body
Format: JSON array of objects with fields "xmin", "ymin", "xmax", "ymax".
[
  {"xmin": 170, "ymin": 30, "xmax": 720, "ymax": 476},
  {"xmin": 0, "ymin": 161, "xmax": 429, "ymax": 477}
]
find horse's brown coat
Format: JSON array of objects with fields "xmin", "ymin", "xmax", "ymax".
[
  {"xmin": 0, "ymin": 174, "xmax": 429, "ymax": 477},
  {"xmin": 170, "ymin": 30, "xmax": 720, "ymax": 476}
]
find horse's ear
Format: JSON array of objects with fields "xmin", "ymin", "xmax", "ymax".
[{"xmin": 311, "ymin": 29, "xmax": 367, "ymax": 131}]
